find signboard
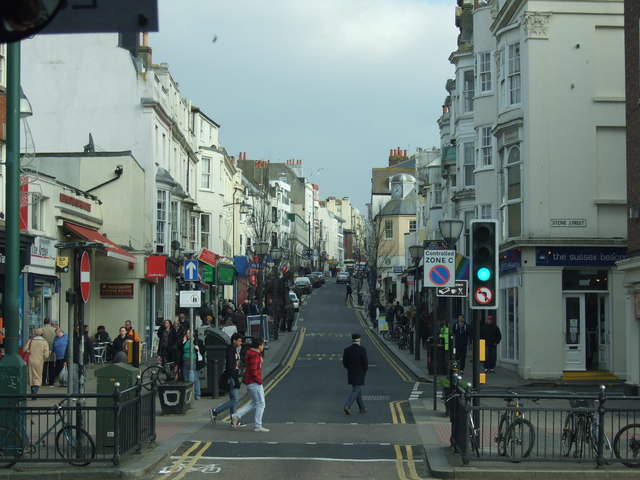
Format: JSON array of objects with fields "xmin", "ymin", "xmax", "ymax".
[
  {"xmin": 473, "ymin": 286, "xmax": 493, "ymax": 305},
  {"xmin": 550, "ymin": 218, "xmax": 586, "ymax": 228},
  {"xmin": 30, "ymin": 237, "xmax": 56, "ymax": 268},
  {"xmin": 79, "ymin": 250, "xmax": 90, "ymax": 303},
  {"xmin": 197, "ymin": 248, "xmax": 218, "ymax": 267},
  {"xmin": 179, "ymin": 290, "xmax": 201, "ymax": 308},
  {"xmin": 437, "ymin": 280, "xmax": 468, "ymax": 297},
  {"xmin": 100, "ymin": 283, "xmax": 134, "ymax": 298},
  {"xmin": 183, "ymin": 259, "xmax": 199, "ymax": 281},
  {"xmin": 424, "ymin": 249, "xmax": 455, "ymax": 287},
  {"xmin": 535, "ymin": 247, "xmax": 627, "ymax": 267},
  {"xmin": 247, "ymin": 315, "xmax": 268, "ymax": 341}
]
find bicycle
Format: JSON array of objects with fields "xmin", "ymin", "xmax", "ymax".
[
  {"xmin": 613, "ymin": 423, "xmax": 640, "ymax": 468},
  {"xmin": 0, "ymin": 398, "xmax": 96, "ymax": 467},
  {"xmin": 561, "ymin": 398, "xmax": 612, "ymax": 459},
  {"xmin": 445, "ymin": 392, "xmax": 480, "ymax": 458},
  {"xmin": 141, "ymin": 360, "xmax": 178, "ymax": 390},
  {"xmin": 494, "ymin": 392, "xmax": 536, "ymax": 459}
]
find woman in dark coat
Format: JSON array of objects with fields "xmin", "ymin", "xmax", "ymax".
[{"xmin": 157, "ymin": 319, "xmax": 178, "ymax": 364}]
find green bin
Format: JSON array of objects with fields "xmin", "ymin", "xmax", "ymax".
[{"xmin": 94, "ymin": 363, "xmax": 139, "ymax": 453}]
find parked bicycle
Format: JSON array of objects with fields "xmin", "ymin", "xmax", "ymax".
[
  {"xmin": 613, "ymin": 423, "xmax": 640, "ymax": 468},
  {"xmin": 561, "ymin": 398, "xmax": 612, "ymax": 459},
  {"xmin": 0, "ymin": 398, "xmax": 96, "ymax": 467},
  {"xmin": 494, "ymin": 391, "xmax": 536, "ymax": 459},
  {"xmin": 446, "ymin": 392, "xmax": 480, "ymax": 457},
  {"xmin": 141, "ymin": 360, "xmax": 178, "ymax": 390}
]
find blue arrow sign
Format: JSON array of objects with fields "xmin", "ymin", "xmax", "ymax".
[{"xmin": 184, "ymin": 259, "xmax": 199, "ymax": 281}]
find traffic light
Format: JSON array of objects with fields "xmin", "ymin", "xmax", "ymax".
[{"xmin": 470, "ymin": 220, "xmax": 499, "ymax": 309}]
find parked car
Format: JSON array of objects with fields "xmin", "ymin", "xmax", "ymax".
[
  {"xmin": 306, "ymin": 273, "xmax": 322, "ymax": 288},
  {"xmin": 294, "ymin": 276, "xmax": 312, "ymax": 294},
  {"xmin": 289, "ymin": 291, "xmax": 300, "ymax": 311},
  {"xmin": 311, "ymin": 271, "xmax": 325, "ymax": 284},
  {"xmin": 337, "ymin": 272, "xmax": 350, "ymax": 284}
]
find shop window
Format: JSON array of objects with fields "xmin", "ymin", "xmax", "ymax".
[{"xmin": 562, "ymin": 269, "xmax": 608, "ymax": 291}]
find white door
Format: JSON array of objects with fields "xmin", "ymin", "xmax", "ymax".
[{"xmin": 563, "ymin": 295, "xmax": 586, "ymax": 371}]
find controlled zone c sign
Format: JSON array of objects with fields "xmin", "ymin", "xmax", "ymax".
[{"xmin": 424, "ymin": 249, "xmax": 455, "ymax": 287}]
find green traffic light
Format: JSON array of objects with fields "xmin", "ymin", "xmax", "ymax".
[{"xmin": 477, "ymin": 267, "xmax": 492, "ymax": 281}]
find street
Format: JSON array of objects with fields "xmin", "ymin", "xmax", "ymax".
[{"xmin": 149, "ymin": 280, "xmax": 430, "ymax": 480}]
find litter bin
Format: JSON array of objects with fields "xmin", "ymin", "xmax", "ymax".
[
  {"xmin": 198, "ymin": 326, "xmax": 230, "ymax": 397},
  {"xmin": 95, "ymin": 363, "xmax": 139, "ymax": 453},
  {"xmin": 357, "ymin": 292, "xmax": 363, "ymax": 305},
  {"xmin": 157, "ymin": 381, "xmax": 194, "ymax": 414},
  {"xmin": 427, "ymin": 337, "xmax": 447, "ymax": 375}
]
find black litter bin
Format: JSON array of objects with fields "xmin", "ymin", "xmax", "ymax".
[
  {"xmin": 198, "ymin": 326, "xmax": 230, "ymax": 396},
  {"xmin": 95, "ymin": 363, "xmax": 139, "ymax": 453},
  {"xmin": 427, "ymin": 338, "xmax": 447, "ymax": 375},
  {"xmin": 357, "ymin": 292, "xmax": 363, "ymax": 305}
]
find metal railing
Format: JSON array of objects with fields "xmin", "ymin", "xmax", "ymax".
[
  {"xmin": 447, "ymin": 377, "xmax": 640, "ymax": 468},
  {"xmin": 0, "ymin": 380, "xmax": 156, "ymax": 467}
]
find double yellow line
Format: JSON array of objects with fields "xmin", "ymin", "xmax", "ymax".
[
  {"xmin": 390, "ymin": 401, "xmax": 430, "ymax": 479},
  {"xmin": 264, "ymin": 327, "xmax": 306, "ymax": 395},
  {"xmin": 354, "ymin": 309, "xmax": 413, "ymax": 382},
  {"xmin": 163, "ymin": 441, "xmax": 211, "ymax": 480}
]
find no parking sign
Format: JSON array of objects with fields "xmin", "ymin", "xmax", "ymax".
[{"xmin": 424, "ymin": 250, "xmax": 456, "ymax": 288}]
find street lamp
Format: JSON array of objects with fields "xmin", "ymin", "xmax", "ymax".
[
  {"xmin": 435, "ymin": 218, "xmax": 464, "ymax": 410},
  {"xmin": 270, "ymin": 247, "xmax": 282, "ymax": 340},
  {"xmin": 254, "ymin": 241, "xmax": 269, "ymax": 315},
  {"xmin": 409, "ymin": 244, "xmax": 425, "ymax": 360}
]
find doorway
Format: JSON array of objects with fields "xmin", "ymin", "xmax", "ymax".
[{"xmin": 563, "ymin": 293, "xmax": 609, "ymax": 371}]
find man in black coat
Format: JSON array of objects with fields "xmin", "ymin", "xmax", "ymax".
[
  {"xmin": 480, "ymin": 314, "xmax": 502, "ymax": 373},
  {"xmin": 342, "ymin": 333, "xmax": 368, "ymax": 415}
]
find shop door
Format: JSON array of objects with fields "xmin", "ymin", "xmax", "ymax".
[
  {"xmin": 563, "ymin": 295, "xmax": 585, "ymax": 371},
  {"xmin": 586, "ymin": 293, "xmax": 609, "ymax": 371}
]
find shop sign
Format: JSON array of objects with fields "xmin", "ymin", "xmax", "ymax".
[
  {"xmin": 30, "ymin": 237, "xmax": 56, "ymax": 268},
  {"xmin": 100, "ymin": 283, "xmax": 134, "ymax": 298},
  {"xmin": 535, "ymin": 247, "xmax": 628, "ymax": 267}
]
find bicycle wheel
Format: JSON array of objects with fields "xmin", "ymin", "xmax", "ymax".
[
  {"xmin": 469, "ymin": 424, "xmax": 480, "ymax": 457},
  {"xmin": 141, "ymin": 365, "xmax": 164, "ymax": 390},
  {"xmin": 613, "ymin": 423, "xmax": 640, "ymax": 468},
  {"xmin": 589, "ymin": 421, "xmax": 612, "ymax": 458},
  {"xmin": 0, "ymin": 427, "xmax": 23, "ymax": 468},
  {"xmin": 561, "ymin": 414, "xmax": 575, "ymax": 457},
  {"xmin": 496, "ymin": 413, "xmax": 511, "ymax": 456},
  {"xmin": 382, "ymin": 331, "xmax": 392, "ymax": 341},
  {"xmin": 504, "ymin": 418, "xmax": 535, "ymax": 460},
  {"xmin": 56, "ymin": 426, "xmax": 96, "ymax": 466}
]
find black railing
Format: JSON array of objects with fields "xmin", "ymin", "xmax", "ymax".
[
  {"xmin": 0, "ymin": 380, "xmax": 156, "ymax": 467},
  {"xmin": 447, "ymin": 377, "xmax": 640, "ymax": 468}
]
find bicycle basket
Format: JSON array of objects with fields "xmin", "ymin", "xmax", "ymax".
[{"xmin": 569, "ymin": 398, "xmax": 595, "ymax": 408}]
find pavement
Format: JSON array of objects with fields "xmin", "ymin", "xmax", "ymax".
[{"xmin": 2, "ymin": 290, "xmax": 636, "ymax": 479}]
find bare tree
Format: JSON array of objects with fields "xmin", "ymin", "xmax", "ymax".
[
  {"xmin": 365, "ymin": 211, "xmax": 394, "ymax": 304},
  {"xmin": 247, "ymin": 187, "xmax": 274, "ymax": 245}
]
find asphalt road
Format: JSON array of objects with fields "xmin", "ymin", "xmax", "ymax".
[{"xmin": 149, "ymin": 279, "xmax": 431, "ymax": 480}]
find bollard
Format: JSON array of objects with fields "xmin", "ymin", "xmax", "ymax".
[{"xmin": 212, "ymin": 358, "xmax": 219, "ymax": 398}]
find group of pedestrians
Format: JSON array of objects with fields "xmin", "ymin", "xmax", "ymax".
[{"xmin": 452, "ymin": 313, "xmax": 502, "ymax": 374}]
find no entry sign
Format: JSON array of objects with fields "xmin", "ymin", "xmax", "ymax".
[
  {"xmin": 80, "ymin": 251, "xmax": 90, "ymax": 303},
  {"xmin": 424, "ymin": 249, "xmax": 455, "ymax": 287}
]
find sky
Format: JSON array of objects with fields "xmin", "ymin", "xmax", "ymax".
[{"xmin": 149, "ymin": 0, "xmax": 458, "ymax": 214}]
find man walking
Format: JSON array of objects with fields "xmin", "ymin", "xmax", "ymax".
[
  {"xmin": 480, "ymin": 315, "xmax": 501, "ymax": 373},
  {"xmin": 452, "ymin": 314, "xmax": 471, "ymax": 374},
  {"xmin": 345, "ymin": 283, "xmax": 353, "ymax": 302},
  {"xmin": 42, "ymin": 318, "xmax": 57, "ymax": 386},
  {"xmin": 210, "ymin": 333, "xmax": 246, "ymax": 427},
  {"xmin": 232, "ymin": 337, "xmax": 269, "ymax": 432},
  {"xmin": 343, "ymin": 333, "xmax": 368, "ymax": 415}
]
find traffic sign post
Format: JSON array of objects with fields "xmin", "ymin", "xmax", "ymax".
[{"xmin": 183, "ymin": 259, "xmax": 199, "ymax": 282}]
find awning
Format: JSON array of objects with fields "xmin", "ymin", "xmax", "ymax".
[{"xmin": 63, "ymin": 222, "xmax": 137, "ymax": 264}]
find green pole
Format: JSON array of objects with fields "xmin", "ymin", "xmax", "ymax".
[{"xmin": 0, "ymin": 41, "xmax": 27, "ymax": 399}]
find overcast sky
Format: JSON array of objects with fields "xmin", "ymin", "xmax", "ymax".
[{"xmin": 149, "ymin": 0, "xmax": 458, "ymax": 214}]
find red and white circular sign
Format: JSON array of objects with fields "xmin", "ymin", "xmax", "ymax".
[
  {"xmin": 474, "ymin": 286, "xmax": 493, "ymax": 305},
  {"xmin": 80, "ymin": 251, "xmax": 91, "ymax": 303}
]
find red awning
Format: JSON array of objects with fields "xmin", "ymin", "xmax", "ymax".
[{"xmin": 63, "ymin": 222, "xmax": 137, "ymax": 264}]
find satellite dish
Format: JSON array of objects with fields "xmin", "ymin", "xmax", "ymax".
[{"xmin": 0, "ymin": 0, "xmax": 63, "ymax": 44}]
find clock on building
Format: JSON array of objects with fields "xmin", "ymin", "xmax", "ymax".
[{"xmin": 391, "ymin": 183, "xmax": 402, "ymax": 199}]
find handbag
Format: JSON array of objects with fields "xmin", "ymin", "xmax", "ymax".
[
  {"xmin": 20, "ymin": 340, "xmax": 31, "ymax": 363},
  {"xmin": 218, "ymin": 371, "xmax": 230, "ymax": 392}
]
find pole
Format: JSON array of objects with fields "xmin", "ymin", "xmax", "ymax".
[
  {"xmin": 432, "ymin": 287, "xmax": 438, "ymax": 411},
  {"xmin": 0, "ymin": 42, "xmax": 26, "ymax": 402},
  {"xmin": 272, "ymin": 263, "xmax": 279, "ymax": 340},
  {"xmin": 413, "ymin": 258, "xmax": 420, "ymax": 360}
]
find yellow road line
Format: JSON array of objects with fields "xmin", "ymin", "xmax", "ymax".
[
  {"xmin": 163, "ymin": 440, "xmax": 206, "ymax": 478},
  {"xmin": 264, "ymin": 327, "xmax": 306, "ymax": 396}
]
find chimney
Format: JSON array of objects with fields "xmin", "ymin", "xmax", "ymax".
[
  {"xmin": 403, "ymin": 150, "xmax": 407, "ymax": 157},
  {"xmin": 231, "ymin": 155, "xmax": 235, "ymax": 164},
  {"xmin": 138, "ymin": 32, "xmax": 152, "ymax": 68},
  {"xmin": 442, "ymin": 104, "xmax": 449, "ymax": 114}
]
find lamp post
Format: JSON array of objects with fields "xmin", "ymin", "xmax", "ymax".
[
  {"xmin": 254, "ymin": 241, "xmax": 269, "ymax": 316},
  {"xmin": 434, "ymin": 219, "xmax": 464, "ymax": 410},
  {"xmin": 409, "ymin": 245, "xmax": 425, "ymax": 361},
  {"xmin": 270, "ymin": 247, "xmax": 282, "ymax": 340}
]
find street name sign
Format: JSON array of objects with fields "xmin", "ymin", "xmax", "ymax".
[{"xmin": 424, "ymin": 249, "xmax": 455, "ymax": 287}]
